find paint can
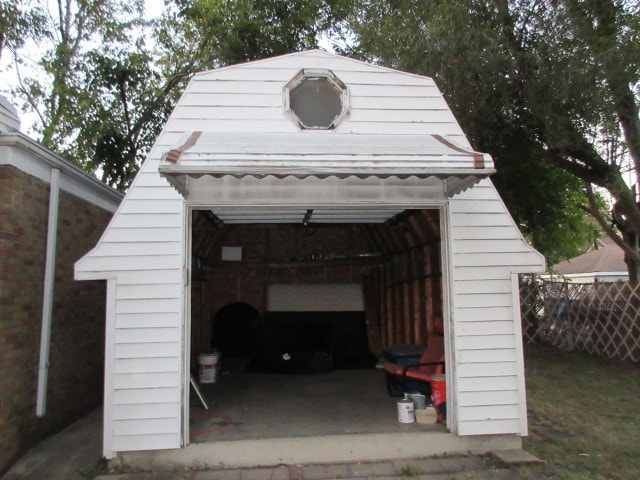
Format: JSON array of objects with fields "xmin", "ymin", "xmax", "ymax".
[
  {"xmin": 397, "ymin": 398, "xmax": 415, "ymax": 423},
  {"xmin": 411, "ymin": 393, "xmax": 427, "ymax": 410},
  {"xmin": 199, "ymin": 350, "xmax": 220, "ymax": 384}
]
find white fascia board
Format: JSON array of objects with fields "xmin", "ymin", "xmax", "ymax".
[{"xmin": 0, "ymin": 132, "xmax": 122, "ymax": 212}]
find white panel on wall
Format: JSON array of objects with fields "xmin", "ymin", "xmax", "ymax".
[{"xmin": 267, "ymin": 284, "xmax": 365, "ymax": 312}]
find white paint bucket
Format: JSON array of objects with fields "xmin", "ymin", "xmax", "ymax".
[
  {"xmin": 397, "ymin": 398, "xmax": 415, "ymax": 423},
  {"xmin": 199, "ymin": 351, "xmax": 220, "ymax": 384}
]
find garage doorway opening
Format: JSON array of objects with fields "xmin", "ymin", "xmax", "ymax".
[{"xmin": 188, "ymin": 208, "xmax": 445, "ymax": 444}]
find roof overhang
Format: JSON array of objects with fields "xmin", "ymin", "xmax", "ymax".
[
  {"xmin": 0, "ymin": 132, "xmax": 122, "ymax": 211},
  {"xmin": 159, "ymin": 131, "xmax": 494, "ymax": 227},
  {"xmin": 159, "ymin": 131, "xmax": 494, "ymax": 200}
]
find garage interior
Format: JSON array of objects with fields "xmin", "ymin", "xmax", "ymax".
[{"xmin": 188, "ymin": 207, "xmax": 445, "ymax": 443}]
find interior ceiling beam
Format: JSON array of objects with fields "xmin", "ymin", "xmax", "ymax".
[
  {"xmin": 389, "ymin": 222, "xmax": 412, "ymax": 252},
  {"xmin": 402, "ymin": 223, "xmax": 418, "ymax": 249},
  {"xmin": 384, "ymin": 209, "xmax": 412, "ymax": 227},
  {"xmin": 409, "ymin": 213, "xmax": 428, "ymax": 245},
  {"xmin": 423, "ymin": 210, "xmax": 441, "ymax": 239},
  {"xmin": 375, "ymin": 223, "xmax": 402, "ymax": 255},
  {"xmin": 388, "ymin": 223, "xmax": 407, "ymax": 253},
  {"xmin": 358, "ymin": 224, "xmax": 383, "ymax": 256},
  {"xmin": 394, "ymin": 211, "xmax": 423, "ymax": 248},
  {"xmin": 365, "ymin": 224, "xmax": 391, "ymax": 257}
]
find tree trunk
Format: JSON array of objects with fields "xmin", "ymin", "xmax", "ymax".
[{"xmin": 620, "ymin": 230, "xmax": 640, "ymax": 286}]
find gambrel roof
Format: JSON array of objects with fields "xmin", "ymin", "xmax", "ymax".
[{"xmin": 156, "ymin": 50, "xmax": 495, "ymax": 221}]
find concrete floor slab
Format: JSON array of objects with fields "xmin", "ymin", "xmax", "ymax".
[
  {"xmin": 119, "ymin": 425, "xmax": 521, "ymax": 471},
  {"xmin": 189, "ymin": 361, "xmax": 439, "ymax": 443},
  {"xmin": 117, "ymin": 361, "xmax": 522, "ymax": 470}
]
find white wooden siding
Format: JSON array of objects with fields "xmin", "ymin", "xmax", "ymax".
[
  {"xmin": 169, "ymin": 106, "xmax": 456, "ymax": 124},
  {"xmin": 75, "ymin": 49, "xmax": 544, "ymax": 455},
  {"xmin": 110, "ymin": 268, "xmax": 182, "ymax": 451},
  {"xmin": 169, "ymin": 50, "xmax": 470, "ymax": 147},
  {"xmin": 75, "ymin": 146, "xmax": 185, "ymax": 454},
  {"xmin": 449, "ymin": 179, "xmax": 544, "ymax": 436}
]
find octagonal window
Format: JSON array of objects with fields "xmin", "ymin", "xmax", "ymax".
[{"xmin": 284, "ymin": 69, "xmax": 349, "ymax": 130}]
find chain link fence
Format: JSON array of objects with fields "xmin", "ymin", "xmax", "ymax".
[{"xmin": 520, "ymin": 278, "xmax": 640, "ymax": 362}]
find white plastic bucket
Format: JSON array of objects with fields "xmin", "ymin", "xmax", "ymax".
[
  {"xmin": 397, "ymin": 398, "xmax": 415, "ymax": 423},
  {"xmin": 199, "ymin": 351, "xmax": 220, "ymax": 384}
]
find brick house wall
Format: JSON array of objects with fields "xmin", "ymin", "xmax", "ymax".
[{"xmin": 0, "ymin": 164, "xmax": 115, "ymax": 474}]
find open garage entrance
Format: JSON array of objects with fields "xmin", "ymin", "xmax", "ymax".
[{"xmin": 187, "ymin": 207, "xmax": 446, "ymax": 444}]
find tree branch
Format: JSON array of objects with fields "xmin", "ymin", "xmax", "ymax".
[
  {"xmin": 583, "ymin": 184, "xmax": 640, "ymax": 264},
  {"xmin": 608, "ymin": 78, "xmax": 640, "ymax": 187}
]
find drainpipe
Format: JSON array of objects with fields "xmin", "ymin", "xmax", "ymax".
[{"xmin": 36, "ymin": 168, "xmax": 60, "ymax": 417}]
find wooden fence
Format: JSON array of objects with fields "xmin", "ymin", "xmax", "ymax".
[{"xmin": 520, "ymin": 279, "xmax": 640, "ymax": 362}]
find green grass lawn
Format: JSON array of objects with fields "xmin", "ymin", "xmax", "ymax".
[{"xmin": 511, "ymin": 344, "xmax": 640, "ymax": 479}]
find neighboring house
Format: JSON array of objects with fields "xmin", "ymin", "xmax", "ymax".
[
  {"xmin": 0, "ymin": 96, "xmax": 121, "ymax": 474},
  {"xmin": 551, "ymin": 237, "xmax": 628, "ymax": 283},
  {"xmin": 75, "ymin": 50, "xmax": 545, "ymax": 464}
]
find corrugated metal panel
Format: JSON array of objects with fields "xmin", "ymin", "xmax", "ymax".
[{"xmin": 184, "ymin": 174, "xmax": 447, "ymax": 208}]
